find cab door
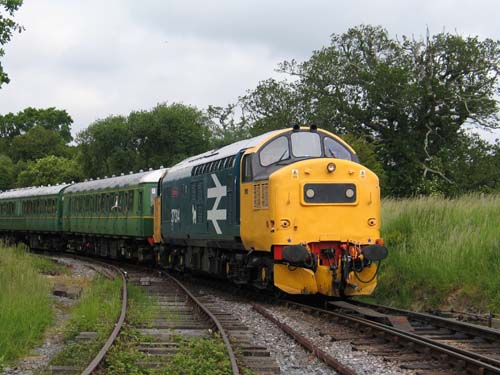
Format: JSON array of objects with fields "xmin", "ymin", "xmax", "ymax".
[{"xmin": 239, "ymin": 152, "xmax": 273, "ymax": 252}]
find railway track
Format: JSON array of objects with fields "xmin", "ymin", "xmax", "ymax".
[
  {"xmin": 121, "ymin": 269, "xmax": 240, "ymax": 374},
  {"xmin": 80, "ymin": 261, "xmax": 127, "ymax": 375},
  {"xmin": 266, "ymin": 299, "xmax": 500, "ymax": 374},
  {"xmin": 46, "ymin": 256, "xmax": 127, "ymax": 375},
  {"xmin": 122, "ymin": 268, "xmax": 280, "ymax": 375},
  {"xmin": 42, "ymin": 255, "xmax": 500, "ymax": 374}
]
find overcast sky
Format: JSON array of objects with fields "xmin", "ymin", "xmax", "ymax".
[{"xmin": 1, "ymin": 0, "xmax": 499, "ymax": 142}]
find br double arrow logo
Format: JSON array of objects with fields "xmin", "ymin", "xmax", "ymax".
[{"xmin": 207, "ymin": 174, "xmax": 227, "ymax": 234}]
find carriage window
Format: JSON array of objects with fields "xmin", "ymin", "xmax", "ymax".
[
  {"xmin": 259, "ymin": 136, "xmax": 289, "ymax": 166},
  {"xmin": 291, "ymin": 132, "xmax": 321, "ymax": 158},
  {"xmin": 128, "ymin": 191, "xmax": 134, "ymax": 211},
  {"xmin": 324, "ymin": 137, "xmax": 352, "ymax": 161},
  {"xmin": 138, "ymin": 191, "xmax": 143, "ymax": 212}
]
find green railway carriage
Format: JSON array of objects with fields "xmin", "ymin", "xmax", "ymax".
[
  {"xmin": 62, "ymin": 168, "xmax": 167, "ymax": 260},
  {"xmin": 0, "ymin": 184, "xmax": 69, "ymax": 247}
]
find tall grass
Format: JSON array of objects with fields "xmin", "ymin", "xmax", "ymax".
[
  {"xmin": 0, "ymin": 246, "xmax": 53, "ymax": 365},
  {"xmin": 373, "ymin": 195, "xmax": 500, "ymax": 311},
  {"xmin": 48, "ymin": 275, "xmax": 122, "ymax": 372}
]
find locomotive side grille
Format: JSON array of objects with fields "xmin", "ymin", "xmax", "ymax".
[
  {"xmin": 253, "ymin": 182, "xmax": 269, "ymax": 209},
  {"xmin": 261, "ymin": 183, "xmax": 269, "ymax": 208},
  {"xmin": 253, "ymin": 184, "xmax": 261, "ymax": 209}
]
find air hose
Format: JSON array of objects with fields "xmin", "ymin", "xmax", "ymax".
[{"xmin": 353, "ymin": 260, "xmax": 381, "ymax": 284}]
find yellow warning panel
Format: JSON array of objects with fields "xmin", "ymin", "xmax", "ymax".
[{"xmin": 273, "ymin": 264, "xmax": 318, "ymax": 294}]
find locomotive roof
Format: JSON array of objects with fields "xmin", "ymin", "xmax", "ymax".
[
  {"xmin": 165, "ymin": 129, "xmax": 284, "ymax": 179},
  {"xmin": 0, "ymin": 184, "xmax": 70, "ymax": 199},
  {"xmin": 64, "ymin": 168, "xmax": 168, "ymax": 194}
]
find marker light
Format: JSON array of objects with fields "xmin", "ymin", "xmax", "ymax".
[
  {"xmin": 345, "ymin": 188, "xmax": 355, "ymax": 198},
  {"xmin": 306, "ymin": 188, "xmax": 315, "ymax": 198},
  {"xmin": 327, "ymin": 162, "xmax": 336, "ymax": 173}
]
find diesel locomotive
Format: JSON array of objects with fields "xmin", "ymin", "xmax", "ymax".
[{"xmin": 0, "ymin": 126, "xmax": 387, "ymax": 297}]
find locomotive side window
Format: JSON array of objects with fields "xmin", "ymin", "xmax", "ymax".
[
  {"xmin": 259, "ymin": 136, "xmax": 289, "ymax": 166},
  {"xmin": 291, "ymin": 132, "xmax": 321, "ymax": 158},
  {"xmin": 323, "ymin": 137, "xmax": 352, "ymax": 161},
  {"xmin": 242, "ymin": 154, "xmax": 253, "ymax": 182}
]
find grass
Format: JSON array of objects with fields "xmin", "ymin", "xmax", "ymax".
[
  {"xmin": 45, "ymin": 274, "xmax": 122, "ymax": 373},
  {"xmin": 0, "ymin": 245, "xmax": 57, "ymax": 367},
  {"xmin": 104, "ymin": 284, "xmax": 234, "ymax": 375},
  {"xmin": 369, "ymin": 194, "xmax": 500, "ymax": 312},
  {"xmin": 158, "ymin": 336, "xmax": 232, "ymax": 375},
  {"xmin": 103, "ymin": 283, "xmax": 162, "ymax": 375}
]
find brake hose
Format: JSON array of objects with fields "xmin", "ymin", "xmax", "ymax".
[{"xmin": 353, "ymin": 260, "xmax": 381, "ymax": 284}]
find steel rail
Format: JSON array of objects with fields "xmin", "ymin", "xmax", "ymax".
[
  {"xmin": 252, "ymin": 303, "xmax": 357, "ymax": 375},
  {"xmin": 163, "ymin": 272, "xmax": 240, "ymax": 375},
  {"xmin": 285, "ymin": 300, "xmax": 500, "ymax": 374},
  {"xmin": 348, "ymin": 299, "xmax": 500, "ymax": 339},
  {"xmin": 79, "ymin": 261, "xmax": 127, "ymax": 375}
]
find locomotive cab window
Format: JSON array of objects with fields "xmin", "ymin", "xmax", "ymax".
[
  {"xmin": 259, "ymin": 136, "xmax": 289, "ymax": 166},
  {"xmin": 291, "ymin": 132, "xmax": 321, "ymax": 158},
  {"xmin": 324, "ymin": 136, "xmax": 353, "ymax": 161}
]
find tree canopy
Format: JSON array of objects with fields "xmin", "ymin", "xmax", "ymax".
[
  {"xmin": 0, "ymin": 107, "xmax": 73, "ymax": 142},
  {"xmin": 238, "ymin": 25, "xmax": 500, "ymax": 196},
  {"xmin": 0, "ymin": 107, "xmax": 75, "ymax": 190},
  {"xmin": 16, "ymin": 155, "xmax": 82, "ymax": 187},
  {"xmin": 76, "ymin": 103, "xmax": 212, "ymax": 179}
]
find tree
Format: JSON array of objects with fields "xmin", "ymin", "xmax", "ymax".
[
  {"xmin": 0, "ymin": 0, "xmax": 23, "ymax": 88},
  {"xmin": 16, "ymin": 155, "xmax": 82, "ymax": 187},
  {"xmin": 207, "ymin": 104, "xmax": 251, "ymax": 148},
  {"xmin": 0, "ymin": 107, "xmax": 73, "ymax": 143},
  {"xmin": 9, "ymin": 125, "xmax": 70, "ymax": 162},
  {"xmin": 128, "ymin": 103, "xmax": 212, "ymax": 168},
  {"xmin": 0, "ymin": 154, "xmax": 15, "ymax": 190},
  {"xmin": 440, "ymin": 133, "xmax": 500, "ymax": 195},
  {"xmin": 240, "ymin": 26, "xmax": 500, "ymax": 196},
  {"xmin": 76, "ymin": 115, "xmax": 132, "ymax": 179},
  {"xmin": 76, "ymin": 103, "xmax": 212, "ymax": 179}
]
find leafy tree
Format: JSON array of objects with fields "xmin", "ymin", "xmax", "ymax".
[
  {"xmin": 240, "ymin": 25, "xmax": 500, "ymax": 196},
  {"xmin": 16, "ymin": 155, "xmax": 82, "ymax": 187},
  {"xmin": 128, "ymin": 103, "xmax": 212, "ymax": 168},
  {"xmin": 0, "ymin": 154, "xmax": 15, "ymax": 190},
  {"xmin": 76, "ymin": 103, "xmax": 212, "ymax": 179},
  {"xmin": 438, "ymin": 133, "xmax": 500, "ymax": 195},
  {"xmin": 207, "ymin": 104, "xmax": 251, "ymax": 148},
  {"xmin": 76, "ymin": 115, "xmax": 132, "ymax": 179},
  {"xmin": 0, "ymin": 107, "xmax": 73, "ymax": 142},
  {"xmin": 0, "ymin": 0, "xmax": 23, "ymax": 88},
  {"xmin": 9, "ymin": 125, "xmax": 70, "ymax": 162}
]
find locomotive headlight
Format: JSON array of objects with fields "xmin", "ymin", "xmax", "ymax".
[
  {"xmin": 306, "ymin": 188, "xmax": 315, "ymax": 198},
  {"xmin": 327, "ymin": 162, "xmax": 336, "ymax": 173},
  {"xmin": 345, "ymin": 188, "xmax": 355, "ymax": 198}
]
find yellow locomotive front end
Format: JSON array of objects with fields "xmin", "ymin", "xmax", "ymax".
[{"xmin": 240, "ymin": 126, "xmax": 387, "ymax": 297}]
